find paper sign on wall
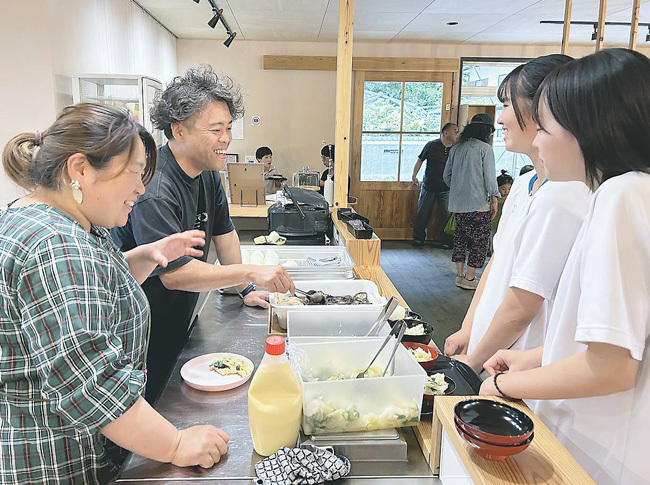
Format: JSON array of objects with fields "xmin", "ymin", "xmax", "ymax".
[{"xmin": 232, "ymin": 117, "xmax": 244, "ymax": 139}]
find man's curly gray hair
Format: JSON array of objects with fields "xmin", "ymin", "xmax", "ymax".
[{"xmin": 151, "ymin": 65, "xmax": 244, "ymax": 139}]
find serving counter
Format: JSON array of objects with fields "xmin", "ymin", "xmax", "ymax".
[{"xmin": 113, "ymin": 288, "xmax": 437, "ymax": 484}]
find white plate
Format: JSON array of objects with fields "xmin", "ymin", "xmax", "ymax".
[{"xmin": 180, "ymin": 352, "xmax": 254, "ymax": 392}]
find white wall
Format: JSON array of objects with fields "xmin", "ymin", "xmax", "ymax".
[
  {"xmin": 0, "ymin": 0, "xmax": 57, "ymax": 202},
  {"xmin": 0, "ymin": 0, "xmax": 177, "ymax": 205},
  {"xmin": 177, "ymin": 39, "xmax": 650, "ymax": 180}
]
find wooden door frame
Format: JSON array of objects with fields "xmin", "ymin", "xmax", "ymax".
[{"xmin": 350, "ymin": 70, "xmax": 454, "ymax": 196}]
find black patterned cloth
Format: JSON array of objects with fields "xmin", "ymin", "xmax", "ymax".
[{"xmin": 254, "ymin": 445, "xmax": 351, "ymax": 485}]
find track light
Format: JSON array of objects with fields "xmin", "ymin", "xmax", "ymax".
[
  {"xmin": 208, "ymin": 8, "xmax": 223, "ymax": 29},
  {"xmin": 591, "ymin": 24, "xmax": 597, "ymax": 41},
  {"xmin": 224, "ymin": 31, "xmax": 236, "ymax": 47}
]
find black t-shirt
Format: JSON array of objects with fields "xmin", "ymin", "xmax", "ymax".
[
  {"xmin": 418, "ymin": 139, "xmax": 451, "ymax": 192},
  {"xmin": 110, "ymin": 144, "xmax": 234, "ymax": 389}
]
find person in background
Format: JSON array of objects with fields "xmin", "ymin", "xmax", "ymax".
[
  {"xmin": 519, "ymin": 164, "xmax": 534, "ymax": 176},
  {"xmin": 443, "ymin": 113, "xmax": 499, "ymax": 290},
  {"xmin": 111, "ymin": 66, "xmax": 294, "ymax": 402},
  {"xmin": 319, "ymin": 144, "xmax": 335, "ymax": 195},
  {"xmin": 256, "ymin": 146, "xmax": 280, "ymax": 194},
  {"xmin": 480, "ymin": 48, "xmax": 650, "ymax": 485},
  {"xmin": 492, "ymin": 169, "xmax": 514, "ymax": 233},
  {"xmin": 444, "ymin": 55, "xmax": 587, "ymax": 378},
  {"xmin": 412, "ymin": 122, "xmax": 459, "ymax": 247},
  {"xmin": 0, "ymin": 103, "xmax": 229, "ymax": 484}
]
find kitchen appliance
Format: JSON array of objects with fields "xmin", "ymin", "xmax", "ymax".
[
  {"xmin": 292, "ymin": 166, "xmax": 321, "ymax": 191},
  {"xmin": 268, "ymin": 185, "xmax": 331, "ymax": 245}
]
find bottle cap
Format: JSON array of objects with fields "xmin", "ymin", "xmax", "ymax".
[{"xmin": 265, "ymin": 336, "xmax": 285, "ymax": 356}]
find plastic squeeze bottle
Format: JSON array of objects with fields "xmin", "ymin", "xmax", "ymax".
[
  {"xmin": 324, "ymin": 163, "xmax": 335, "ymax": 206},
  {"xmin": 248, "ymin": 336, "xmax": 303, "ymax": 456}
]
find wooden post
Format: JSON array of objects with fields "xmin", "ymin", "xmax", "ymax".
[
  {"xmin": 595, "ymin": 0, "xmax": 607, "ymax": 51},
  {"xmin": 629, "ymin": 0, "xmax": 641, "ymax": 50},
  {"xmin": 561, "ymin": 0, "xmax": 572, "ymax": 55},
  {"xmin": 333, "ymin": 0, "xmax": 353, "ymax": 209}
]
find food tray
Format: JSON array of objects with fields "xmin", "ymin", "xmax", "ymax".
[
  {"xmin": 241, "ymin": 245, "xmax": 355, "ymax": 280},
  {"xmin": 289, "ymin": 337, "xmax": 426, "ymax": 435},
  {"xmin": 269, "ymin": 279, "xmax": 387, "ymax": 329},
  {"xmin": 287, "ymin": 308, "xmax": 391, "ymax": 338}
]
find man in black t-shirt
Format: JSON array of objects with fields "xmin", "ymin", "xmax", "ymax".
[
  {"xmin": 412, "ymin": 122, "xmax": 458, "ymax": 246},
  {"xmin": 111, "ymin": 66, "xmax": 294, "ymax": 401}
]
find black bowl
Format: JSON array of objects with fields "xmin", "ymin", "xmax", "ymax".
[
  {"xmin": 454, "ymin": 399, "xmax": 534, "ymax": 445},
  {"xmin": 389, "ymin": 309, "xmax": 423, "ymax": 322},
  {"xmin": 391, "ymin": 318, "xmax": 434, "ymax": 345}
]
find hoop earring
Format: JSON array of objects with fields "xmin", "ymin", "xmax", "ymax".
[{"xmin": 70, "ymin": 180, "xmax": 83, "ymax": 204}]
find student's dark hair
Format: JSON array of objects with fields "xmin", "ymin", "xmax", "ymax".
[
  {"xmin": 151, "ymin": 65, "xmax": 244, "ymax": 139},
  {"xmin": 458, "ymin": 123, "xmax": 493, "ymax": 144},
  {"xmin": 256, "ymin": 146, "xmax": 272, "ymax": 159},
  {"xmin": 533, "ymin": 48, "xmax": 650, "ymax": 188},
  {"xmin": 497, "ymin": 54, "xmax": 573, "ymax": 130},
  {"xmin": 2, "ymin": 103, "xmax": 156, "ymax": 191},
  {"xmin": 497, "ymin": 169, "xmax": 514, "ymax": 187},
  {"xmin": 519, "ymin": 164, "xmax": 534, "ymax": 176},
  {"xmin": 441, "ymin": 122, "xmax": 457, "ymax": 134},
  {"xmin": 321, "ymin": 144, "xmax": 335, "ymax": 160}
]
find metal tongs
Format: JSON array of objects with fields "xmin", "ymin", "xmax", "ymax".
[
  {"xmin": 356, "ymin": 320, "xmax": 406, "ymax": 378},
  {"xmin": 365, "ymin": 296, "xmax": 399, "ymax": 336}
]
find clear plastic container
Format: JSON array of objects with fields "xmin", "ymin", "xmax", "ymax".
[
  {"xmin": 288, "ymin": 338, "xmax": 426, "ymax": 435},
  {"xmin": 270, "ymin": 279, "xmax": 387, "ymax": 329},
  {"xmin": 287, "ymin": 309, "xmax": 391, "ymax": 338}
]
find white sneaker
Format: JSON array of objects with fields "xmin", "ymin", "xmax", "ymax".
[
  {"xmin": 455, "ymin": 275, "xmax": 464, "ymax": 287},
  {"xmin": 459, "ymin": 277, "xmax": 479, "ymax": 290}
]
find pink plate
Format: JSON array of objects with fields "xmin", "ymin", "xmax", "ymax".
[{"xmin": 180, "ymin": 352, "xmax": 254, "ymax": 392}]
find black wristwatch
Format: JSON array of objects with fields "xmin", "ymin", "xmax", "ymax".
[{"xmin": 238, "ymin": 282, "xmax": 255, "ymax": 299}]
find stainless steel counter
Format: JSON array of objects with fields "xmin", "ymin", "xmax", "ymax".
[{"xmin": 113, "ymin": 290, "xmax": 439, "ymax": 484}]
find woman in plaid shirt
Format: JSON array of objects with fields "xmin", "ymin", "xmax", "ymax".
[{"xmin": 0, "ymin": 104, "xmax": 229, "ymax": 484}]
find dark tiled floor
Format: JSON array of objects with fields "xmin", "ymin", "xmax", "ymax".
[{"xmin": 380, "ymin": 241, "xmax": 487, "ymax": 350}]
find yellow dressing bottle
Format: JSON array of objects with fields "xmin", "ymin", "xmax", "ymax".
[{"xmin": 248, "ymin": 336, "xmax": 303, "ymax": 456}]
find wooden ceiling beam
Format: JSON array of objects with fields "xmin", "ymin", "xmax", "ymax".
[{"xmin": 263, "ymin": 55, "xmax": 459, "ymax": 72}]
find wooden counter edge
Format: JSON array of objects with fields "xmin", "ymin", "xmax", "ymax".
[{"xmin": 431, "ymin": 395, "xmax": 596, "ymax": 484}]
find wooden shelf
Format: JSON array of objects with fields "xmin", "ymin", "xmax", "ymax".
[
  {"xmin": 229, "ymin": 202, "xmax": 271, "ymax": 218},
  {"xmin": 429, "ymin": 396, "xmax": 595, "ymax": 484}
]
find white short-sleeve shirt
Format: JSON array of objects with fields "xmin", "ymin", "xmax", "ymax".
[
  {"xmin": 534, "ymin": 172, "xmax": 650, "ymax": 485},
  {"xmin": 468, "ymin": 176, "xmax": 592, "ymax": 356}
]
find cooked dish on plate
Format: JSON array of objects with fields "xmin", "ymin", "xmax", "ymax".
[
  {"xmin": 404, "ymin": 323, "xmax": 425, "ymax": 336},
  {"xmin": 408, "ymin": 347, "xmax": 433, "ymax": 362},
  {"xmin": 208, "ymin": 356, "xmax": 253, "ymax": 377},
  {"xmin": 424, "ymin": 373, "xmax": 448, "ymax": 395}
]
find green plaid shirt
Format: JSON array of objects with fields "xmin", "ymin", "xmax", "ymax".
[{"xmin": 0, "ymin": 204, "xmax": 149, "ymax": 484}]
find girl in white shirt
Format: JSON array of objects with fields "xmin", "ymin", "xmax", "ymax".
[
  {"xmin": 481, "ymin": 48, "xmax": 650, "ymax": 485},
  {"xmin": 444, "ymin": 54, "xmax": 592, "ymax": 374}
]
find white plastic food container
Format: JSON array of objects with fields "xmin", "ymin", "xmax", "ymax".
[
  {"xmin": 287, "ymin": 309, "xmax": 391, "ymax": 338},
  {"xmin": 288, "ymin": 337, "xmax": 426, "ymax": 435},
  {"xmin": 269, "ymin": 279, "xmax": 387, "ymax": 330}
]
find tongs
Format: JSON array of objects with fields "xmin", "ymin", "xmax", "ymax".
[
  {"xmin": 356, "ymin": 320, "xmax": 406, "ymax": 378},
  {"xmin": 365, "ymin": 296, "xmax": 399, "ymax": 336},
  {"xmin": 294, "ymin": 288, "xmax": 326, "ymax": 304}
]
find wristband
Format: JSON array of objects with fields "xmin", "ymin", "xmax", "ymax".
[
  {"xmin": 493, "ymin": 372, "xmax": 514, "ymax": 399},
  {"xmin": 239, "ymin": 282, "xmax": 255, "ymax": 299}
]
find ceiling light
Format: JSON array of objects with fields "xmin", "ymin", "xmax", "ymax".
[
  {"xmin": 224, "ymin": 31, "xmax": 237, "ymax": 47},
  {"xmin": 447, "ymin": 21, "xmax": 458, "ymax": 26},
  {"xmin": 208, "ymin": 8, "xmax": 223, "ymax": 29},
  {"xmin": 591, "ymin": 24, "xmax": 597, "ymax": 41}
]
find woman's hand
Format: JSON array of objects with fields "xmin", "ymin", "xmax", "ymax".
[
  {"xmin": 490, "ymin": 196, "xmax": 499, "ymax": 220},
  {"xmin": 483, "ymin": 348, "xmax": 542, "ymax": 376},
  {"xmin": 444, "ymin": 328, "xmax": 471, "ymax": 356},
  {"xmin": 170, "ymin": 425, "xmax": 230, "ymax": 468},
  {"xmin": 147, "ymin": 230, "xmax": 205, "ymax": 268},
  {"xmin": 243, "ymin": 290, "xmax": 270, "ymax": 309}
]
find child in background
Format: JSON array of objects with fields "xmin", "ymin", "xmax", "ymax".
[
  {"xmin": 256, "ymin": 146, "xmax": 281, "ymax": 194},
  {"xmin": 493, "ymin": 170, "xmax": 514, "ymax": 233}
]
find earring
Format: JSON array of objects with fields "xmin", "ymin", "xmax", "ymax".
[{"xmin": 70, "ymin": 180, "xmax": 83, "ymax": 204}]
